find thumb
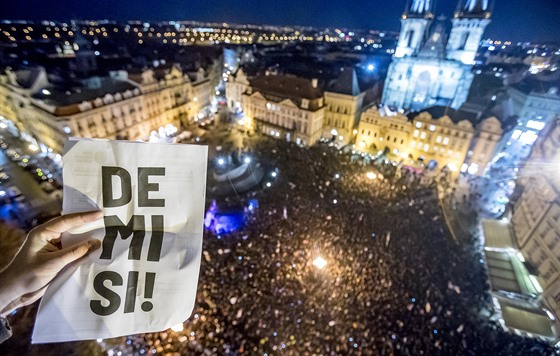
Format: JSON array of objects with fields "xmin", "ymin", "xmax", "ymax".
[{"xmin": 55, "ymin": 239, "xmax": 101, "ymax": 266}]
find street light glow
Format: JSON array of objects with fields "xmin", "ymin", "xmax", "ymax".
[
  {"xmin": 313, "ymin": 256, "xmax": 327, "ymax": 269},
  {"xmin": 170, "ymin": 323, "xmax": 184, "ymax": 332},
  {"xmin": 217, "ymin": 158, "xmax": 225, "ymax": 165},
  {"xmin": 366, "ymin": 172, "xmax": 376, "ymax": 180}
]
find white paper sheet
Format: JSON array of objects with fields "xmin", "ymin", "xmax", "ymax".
[{"xmin": 32, "ymin": 138, "xmax": 208, "ymax": 343}]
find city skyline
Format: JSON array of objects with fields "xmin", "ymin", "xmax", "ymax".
[{"xmin": 2, "ymin": 0, "xmax": 560, "ymax": 43}]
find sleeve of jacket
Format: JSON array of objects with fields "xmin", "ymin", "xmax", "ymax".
[{"xmin": 0, "ymin": 316, "xmax": 12, "ymax": 343}]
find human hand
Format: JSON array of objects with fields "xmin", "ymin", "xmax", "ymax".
[{"xmin": 0, "ymin": 211, "xmax": 103, "ymax": 317}]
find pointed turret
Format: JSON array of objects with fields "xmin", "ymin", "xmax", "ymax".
[
  {"xmin": 446, "ymin": 0, "xmax": 492, "ymax": 64},
  {"xmin": 455, "ymin": 0, "xmax": 493, "ymax": 18},
  {"xmin": 395, "ymin": 0, "xmax": 435, "ymax": 58},
  {"xmin": 403, "ymin": 0, "xmax": 435, "ymax": 19}
]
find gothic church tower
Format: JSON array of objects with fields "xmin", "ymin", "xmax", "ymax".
[{"xmin": 382, "ymin": 0, "xmax": 492, "ymax": 111}]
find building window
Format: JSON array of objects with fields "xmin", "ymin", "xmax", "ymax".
[
  {"xmin": 415, "ymin": 122, "xmax": 422, "ymax": 128},
  {"xmin": 443, "ymin": 137, "xmax": 449, "ymax": 145},
  {"xmin": 436, "ymin": 135, "xmax": 442, "ymax": 143},
  {"xmin": 423, "ymin": 144, "xmax": 429, "ymax": 152},
  {"xmin": 429, "ymin": 125, "xmax": 436, "ymax": 132},
  {"xmin": 414, "ymin": 130, "xmax": 419, "ymax": 137},
  {"xmin": 420, "ymin": 132, "xmax": 426, "ymax": 139}
]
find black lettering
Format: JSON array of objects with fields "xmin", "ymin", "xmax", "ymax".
[
  {"xmin": 100, "ymin": 215, "xmax": 145, "ymax": 260},
  {"xmin": 102, "ymin": 166, "xmax": 132, "ymax": 207},
  {"xmin": 124, "ymin": 271, "xmax": 139, "ymax": 313},
  {"xmin": 147, "ymin": 215, "xmax": 164, "ymax": 261},
  {"xmin": 90, "ymin": 271, "xmax": 123, "ymax": 316},
  {"xmin": 138, "ymin": 167, "xmax": 165, "ymax": 207}
]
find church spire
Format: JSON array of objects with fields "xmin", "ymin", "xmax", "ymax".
[
  {"xmin": 403, "ymin": 0, "xmax": 435, "ymax": 18},
  {"xmin": 454, "ymin": 0, "xmax": 492, "ymax": 18}
]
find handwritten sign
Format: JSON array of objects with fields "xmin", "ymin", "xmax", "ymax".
[{"xmin": 32, "ymin": 138, "xmax": 208, "ymax": 343}]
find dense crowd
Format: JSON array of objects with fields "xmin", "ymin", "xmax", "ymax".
[{"xmin": 102, "ymin": 139, "xmax": 554, "ymax": 355}]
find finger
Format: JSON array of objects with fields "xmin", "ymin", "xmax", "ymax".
[
  {"xmin": 39, "ymin": 211, "xmax": 103, "ymax": 241},
  {"xmin": 53, "ymin": 239, "xmax": 101, "ymax": 266},
  {"xmin": 19, "ymin": 285, "xmax": 48, "ymax": 307},
  {"xmin": 0, "ymin": 285, "xmax": 48, "ymax": 316}
]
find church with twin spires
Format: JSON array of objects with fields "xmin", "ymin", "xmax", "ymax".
[{"xmin": 382, "ymin": 0, "xmax": 492, "ymax": 111}]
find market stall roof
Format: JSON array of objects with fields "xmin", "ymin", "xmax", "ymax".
[
  {"xmin": 497, "ymin": 297, "xmax": 557, "ymax": 339},
  {"xmin": 482, "ymin": 219, "xmax": 516, "ymax": 250}
]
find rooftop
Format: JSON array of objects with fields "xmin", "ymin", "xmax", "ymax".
[{"xmin": 33, "ymin": 77, "xmax": 137, "ymax": 107}]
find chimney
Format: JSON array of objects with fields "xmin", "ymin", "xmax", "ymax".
[{"xmin": 311, "ymin": 78, "xmax": 318, "ymax": 88}]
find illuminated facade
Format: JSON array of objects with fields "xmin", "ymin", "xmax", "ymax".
[
  {"xmin": 511, "ymin": 119, "xmax": 560, "ymax": 325},
  {"xmin": 463, "ymin": 116, "xmax": 502, "ymax": 175},
  {"xmin": 382, "ymin": 0, "xmax": 491, "ymax": 111},
  {"xmin": 323, "ymin": 67, "xmax": 365, "ymax": 141},
  {"xmin": 240, "ymin": 74, "xmax": 324, "ymax": 146},
  {"xmin": 225, "ymin": 68, "xmax": 250, "ymax": 112},
  {"xmin": 493, "ymin": 82, "xmax": 560, "ymax": 165},
  {"xmin": 356, "ymin": 106, "xmax": 476, "ymax": 172},
  {"xmin": 0, "ymin": 65, "xmax": 212, "ymax": 153}
]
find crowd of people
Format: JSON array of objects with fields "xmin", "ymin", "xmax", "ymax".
[{"xmin": 99, "ymin": 138, "xmax": 553, "ymax": 355}]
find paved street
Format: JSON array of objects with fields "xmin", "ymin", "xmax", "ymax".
[
  {"xmin": 0, "ymin": 140, "xmax": 61, "ymax": 228},
  {"xmin": 438, "ymin": 176, "xmax": 483, "ymax": 246}
]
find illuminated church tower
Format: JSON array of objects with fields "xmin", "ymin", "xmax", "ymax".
[
  {"xmin": 447, "ymin": 0, "xmax": 492, "ymax": 64},
  {"xmin": 382, "ymin": 0, "xmax": 492, "ymax": 111}
]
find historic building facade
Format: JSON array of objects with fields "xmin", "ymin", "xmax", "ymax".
[
  {"xmin": 232, "ymin": 73, "xmax": 325, "ymax": 146},
  {"xmin": 463, "ymin": 116, "xmax": 502, "ymax": 175},
  {"xmin": 511, "ymin": 119, "xmax": 560, "ymax": 325},
  {"xmin": 382, "ymin": 0, "xmax": 491, "ymax": 111},
  {"xmin": 354, "ymin": 106, "xmax": 495, "ymax": 173},
  {"xmin": 0, "ymin": 65, "xmax": 212, "ymax": 153},
  {"xmin": 323, "ymin": 67, "xmax": 365, "ymax": 142}
]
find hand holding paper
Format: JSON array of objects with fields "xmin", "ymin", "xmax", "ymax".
[
  {"xmin": 32, "ymin": 138, "xmax": 208, "ymax": 343},
  {"xmin": 0, "ymin": 211, "xmax": 102, "ymax": 318}
]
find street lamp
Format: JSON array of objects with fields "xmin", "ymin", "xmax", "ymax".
[
  {"xmin": 366, "ymin": 172, "xmax": 376, "ymax": 180},
  {"xmin": 217, "ymin": 158, "xmax": 225, "ymax": 166},
  {"xmin": 244, "ymin": 157, "xmax": 251, "ymax": 164},
  {"xmin": 313, "ymin": 256, "xmax": 327, "ymax": 269},
  {"xmin": 170, "ymin": 323, "xmax": 184, "ymax": 332}
]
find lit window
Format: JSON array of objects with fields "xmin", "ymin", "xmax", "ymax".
[
  {"xmin": 413, "ymin": 130, "xmax": 419, "ymax": 137},
  {"xmin": 511, "ymin": 129, "xmax": 522, "ymax": 140},
  {"xmin": 436, "ymin": 135, "xmax": 442, "ymax": 143},
  {"xmin": 415, "ymin": 122, "xmax": 422, "ymax": 128},
  {"xmin": 519, "ymin": 131, "xmax": 538, "ymax": 145},
  {"xmin": 526, "ymin": 120, "xmax": 545, "ymax": 131},
  {"xmin": 442, "ymin": 137, "xmax": 449, "ymax": 145},
  {"xmin": 429, "ymin": 125, "xmax": 436, "ymax": 132},
  {"xmin": 420, "ymin": 132, "xmax": 426, "ymax": 139},
  {"xmin": 423, "ymin": 144, "xmax": 429, "ymax": 152},
  {"xmin": 410, "ymin": 140, "xmax": 416, "ymax": 147},
  {"xmin": 417, "ymin": 142, "xmax": 423, "ymax": 149}
]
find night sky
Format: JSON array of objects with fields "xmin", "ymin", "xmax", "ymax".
[{"xmin": 3, "ymin": 0, "xmax": 560, "ymax": 43}]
